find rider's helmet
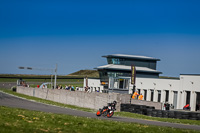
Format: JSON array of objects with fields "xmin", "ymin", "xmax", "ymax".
[{"xmin": 113, "ymin": 101, "xmax": 117, "ymax": 105}]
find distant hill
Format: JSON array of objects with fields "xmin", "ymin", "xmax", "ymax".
[
  {"xmin": 67, "ymin": 70, "xmax": 99, "ymax": 78},
  {"xmin": 159, "ymin": 76, "xmax": 179, "ymax": 79},
  {"xmin": 0, "ymin": 70, "xmax": 99, "ymax": 79}
]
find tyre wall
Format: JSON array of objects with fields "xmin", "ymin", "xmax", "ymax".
[{"xmin": 121, "ymin": 104, "xmax": 200, "ymax": 120}]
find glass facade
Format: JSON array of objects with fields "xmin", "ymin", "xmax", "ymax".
[
  {"xmin": 107, "ymin": 57, "xmax": 157, "ymax": 70},
  {"xmin": 109, "ymin": 77, "xmax": 130, "ymax": 89},
  {"xmin": 107, "ymin": 72, "xmax": 131, "ymax": 77}
]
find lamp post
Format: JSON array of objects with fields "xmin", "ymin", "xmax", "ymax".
[
  {"xmin": 54, "ymin": 64, "xmax": 57, "ymax": 90},
  {"xmin": 18, "ymin": 64, "xmax": 57, "ymax": 89}
]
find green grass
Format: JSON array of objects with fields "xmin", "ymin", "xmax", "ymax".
[
  {"xmin": 1, "ymin": 88, "xmax": 200, "ymax": 127},
  {"xmin": 0, "ymin": 78, "xmax": 84, "ymax": 88},
  {"xmin": 0, "ymin": 106, "xmax": 199, "ymax": 133}
]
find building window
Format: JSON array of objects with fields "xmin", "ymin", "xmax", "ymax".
[
  {"xmin": 109, "ymin": 78, "xmax": 129, "ymax": 90},
  {"xmin": 112, "ymin": 58, "xmax": 119, "ymax": 64},
  {"xmin": 107, "ymin": 72, "xmax": 131, "ymax": 78}
]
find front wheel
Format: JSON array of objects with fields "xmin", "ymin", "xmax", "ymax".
[
  {"xmin": 107, "ymin": 111, "xmax": 114, "ymax": 118},
  {"xmin": 96, "ymin": 110, "xmax": 102, "ymax": 116}
]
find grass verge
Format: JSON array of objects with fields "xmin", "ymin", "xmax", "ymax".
[
  {"xmin": 115, "ymin": 112, "xmax": 200, "ymax": 126},
  {"xmin": 1, "ymin": 88, "xmax": 200, "ymax": 126},
  {"xmin": 0, "ymin": 106, "xmax": 199, "ymax": 133}
]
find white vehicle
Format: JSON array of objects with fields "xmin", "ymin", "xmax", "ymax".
[{"xmin": 39, "ymin": 82, "xmax": 52, "ymax": 89}]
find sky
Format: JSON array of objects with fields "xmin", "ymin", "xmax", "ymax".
[{"xmin": 0, "ymin": 0, "xmax": 200, "ymax": 77}]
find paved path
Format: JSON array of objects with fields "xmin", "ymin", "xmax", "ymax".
[{"xmin": 1, "ymin": 91, "xmax": 200, "ymax": 131}]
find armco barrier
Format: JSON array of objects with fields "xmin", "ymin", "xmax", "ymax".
[{"xmin": 121, "ymin": 104, "xmax": 200, "ymax": 120}]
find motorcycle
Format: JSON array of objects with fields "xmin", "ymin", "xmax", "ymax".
[{"xmin": 96, "ymin": 101, "xmax": 117, "ymax": 118}]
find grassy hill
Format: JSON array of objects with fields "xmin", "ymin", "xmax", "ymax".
[
  {"xmin": 67, "ymin": 70, "xmax": 99, "ymax": 78},
  {"xmin": 0, "ymin": 69, "xmax": 99, "ymax": 79}
]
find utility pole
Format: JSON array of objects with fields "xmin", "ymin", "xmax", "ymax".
[
  {"xmin": 19, "ymin": 64, "xmax": 57, "ymax": 89},
  {"xmin": 54, "ymin": 64, "xmax": 57, "ymax": 90}
]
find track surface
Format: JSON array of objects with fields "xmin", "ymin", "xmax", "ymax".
[{"xmin": 1, "ymin": 91, "xmax": 200, "ymax": 131}]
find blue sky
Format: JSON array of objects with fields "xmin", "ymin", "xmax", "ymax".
[{"xmin": 0, "ymin": 0, "xmax": 200, "ymax": 77}]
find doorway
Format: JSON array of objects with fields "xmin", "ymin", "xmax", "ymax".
[
  {"xmin": 196, "ymin": 92, "xmax": 200, "ymax": 111},
  {"xmin": 157, "ymin": 90, "xmax": 161, "ymax": 102},
  {"xmin": 144, "ymin": 90, "xmax": 147, "ymax": 100},
  {"xmin": 186, "ymin": 91, "xmax": 190, "ymax": 105},
  {"xmin": 150, "ymin": 89, "xmax": 154, "ymax": 102},
  {"xmin": 119, "ymin": 79, "xmax": 124, "ymax": 88},
  {"xmin": 165, "ymin": 90, "xmax": 169, "ymax": 102}
]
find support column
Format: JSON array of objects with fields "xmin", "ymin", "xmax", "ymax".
[
  {"xmin": 153, "ymin": 90, "xmax": 158, "ymax": 102},
  {"xmin": 181, "ymin": 91, "xmax": 187, "ymax": 109},
  {"xmin": 190, "ymin": 91, "xmax": 197, "ymax": 111},
  {"xmin": 146, "ymin": 89, "xmax": 151, "ymax": 101},
  {"xmin": 168, "ymin": 90, "xmax": 173, "ymax": 105},
  {"xmin": 177, "ymin": 91, "xmax": 182, "ymax": 109},
  {"xmin": 161, "ymin": 90, "xmax": 166, "ymax": 103}
]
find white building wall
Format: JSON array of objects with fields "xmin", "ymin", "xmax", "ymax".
[
  {"xmin": 179, "ymin": 75, "xmax": 200, "ymax": 111},
  {"xmin": 83, "ymin": 78, "xmax": 104, "ymax": 92},
  {"xmin": 85, "ymin": 75, "xmax": 200, "ymax": 111},
  {"xmin": 134, "ymin": 78, "xmax": 180, "ymax": 106}
]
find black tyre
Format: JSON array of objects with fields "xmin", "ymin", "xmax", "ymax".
[
  {"xmin": 168, "ymin": 111, "xmax": 175, "ymax": 118},
  {"xmin": 102, "ymin": 110, "xmax": 108, "ymax": 117},
  {"xmin": 107, "ymin": 111, "xmax": 114, "ymax": 118}
]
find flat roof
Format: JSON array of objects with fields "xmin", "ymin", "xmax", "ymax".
[
  {"xmin": 102, "ymin": 54, "xmax": 160, "ymax": 61},
  {"xmin": 95, "ymin": 64, "xmax": 162, "ymax": 74}
]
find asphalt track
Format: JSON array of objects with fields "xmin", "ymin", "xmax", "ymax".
[{"xmin": 1, "ymin": 91, "xmax": 200, "ymax": 131}]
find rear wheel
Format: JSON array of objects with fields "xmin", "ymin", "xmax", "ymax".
[
  {"xmin": 107, "ymin": 111, "xmax": 114, "ymax": 118},
  {"xmin": 102, "ymin": 109, "xmax": 108, "ymax": 117}
]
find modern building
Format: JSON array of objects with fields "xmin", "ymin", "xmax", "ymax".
[
  {"xmin": 95, "ymin": 54, "xmax": 162, "ymax": 93},
  {"xmin": 84, "ymin": 54, "xmax": 200, "ymax": 111}
]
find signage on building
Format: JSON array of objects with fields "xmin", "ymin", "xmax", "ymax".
[
  {"xmin": 131, "ymin": 65, "xmax": 136, "ymax": 85},
  {"xmin": 101, "ymin": 81, "xmax": 108, "ymax": 85}
]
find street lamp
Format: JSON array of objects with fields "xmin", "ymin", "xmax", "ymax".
[{"xmin": 18, "ymin": 64, "xmax": 57, "ymax": 89}]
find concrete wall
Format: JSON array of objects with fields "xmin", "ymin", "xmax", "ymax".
[{"xmin": 17, "ymin": 86, "xmax": 162, "ymax": 111}]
